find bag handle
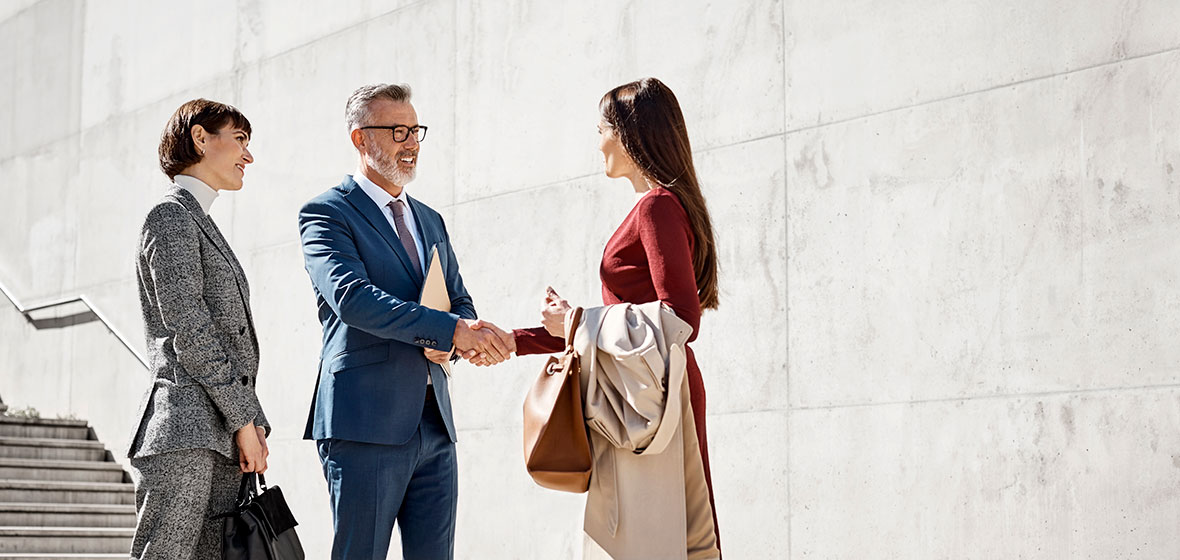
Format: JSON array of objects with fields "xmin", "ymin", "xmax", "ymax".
[
  {"xmin": 564, "ymin": 307, "xmax": 584, "ymax": 352},
  {"xmin": 234, "ymin": 472, "xmax": 270, "ymax": 508},
  {"xmin": 235, "ymin": 472, "xmax": 256, "ymax": 508},
  {"xmin": 582, "ymin": 304, "xmax": 615, "ymax": 406}
]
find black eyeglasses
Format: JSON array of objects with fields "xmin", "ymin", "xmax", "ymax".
[{"xmin": 359, "ymin": 125, "xmax": 428, "ymax": 143}]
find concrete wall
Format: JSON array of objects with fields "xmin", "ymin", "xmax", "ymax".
[{"xmin": 1, "ymin": 1, "xmax": 1178, "ymax": 557}]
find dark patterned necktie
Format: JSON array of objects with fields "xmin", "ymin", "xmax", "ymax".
[{"xmin": 389, "ymin": 199, "xmax": 423, "ymax": 281}]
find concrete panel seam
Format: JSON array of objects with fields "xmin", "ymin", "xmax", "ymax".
[
  {"xmin": 447, "ymin": 171, "xmax": 603, "ymax": 208},
  {"xmin": 780, "ymin": 0, "xmax": 791, "ymax": 553},
  {"xmin": 0, "ymin": 0, "xmax": 436, "ymax": 162},
  {"xmin": 792, "ymin": 382, "xmax": 1180, "ymax": 412},
  {"xmin": 445, "ymin": 131, "xmax": 789, "ymax": 208},
  {"xmin": 786, "ymin": 44, "xmax": 1180, "ymax": 135},
  {"xmin": 245, "ymin": 239, "xmax": 303, "ymax": 258},
  {"xmin": 451, "ymin": 0, "xmax": 458, "ymax": 229},
  {"xmin": 0, "ymin": 0, "xmax": 47, "ymax": 25},
  {"xmin": 242, "ymin": 0, "xmax": 434, "ymax": 66}
]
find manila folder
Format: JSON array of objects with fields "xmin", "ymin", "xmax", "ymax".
[
  {"xmin": 420, "ymin": 246, "xmax": 450, "ymax": 313},
  {"xmin": 420, "ymin": 246, "xmax": 452, "ymax": 376}
]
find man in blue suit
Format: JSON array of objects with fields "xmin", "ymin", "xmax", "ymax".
[{"xmin": 299, "ymin": 83, "xmax": 514, "ymax": 559}]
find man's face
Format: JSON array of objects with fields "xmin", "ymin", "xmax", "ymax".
[{"xmin": 362, "ymin": 99, "xmax": 420, "ymax": 187}]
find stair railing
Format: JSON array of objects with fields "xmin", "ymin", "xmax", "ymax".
[{"xmin": 0, "ymin": 277, "xmax": 148, "ymax": 369}]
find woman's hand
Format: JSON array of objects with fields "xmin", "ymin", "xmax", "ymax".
[
  {"xmin": 541, "ymin": 287, "xmax": 572, "ymax": 338},
  {"xmin": 255, "ymin": 426, "xmax": 269, "ymax": 474},
  {"xmin": 236, "ymin": 423, "xmax": 267, "ymax": 473}
]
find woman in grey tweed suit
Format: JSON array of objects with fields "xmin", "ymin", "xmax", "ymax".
[{"xmin": 127, "ymin": 99, "xmax": 271, "ymax": 559}]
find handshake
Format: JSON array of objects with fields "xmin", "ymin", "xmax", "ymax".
[
  {"xmin": 422, "ymin": 318, "xmax": 516, "ymax": 367},
  {"xmin": 422, "ymin": 288, "xmax": 574, "ymax": 368}
]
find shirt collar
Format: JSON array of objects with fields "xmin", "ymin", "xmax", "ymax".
[
  {"xmin": 173, "ymin": 174, "xmax": 219, "ymax": 214},
  {"xmin": 353, "ymin": 170, "xmax": 410, "ymax": 210}
]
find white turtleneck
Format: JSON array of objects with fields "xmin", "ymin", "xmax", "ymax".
[{"xmin": 173, "ymin": 174, "xmax": 219, "ymax": 214}]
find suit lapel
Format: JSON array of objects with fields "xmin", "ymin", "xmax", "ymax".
[
  {"xmin": 169, "ymin": 187, "xmax": 260, "ymax": 354},
  {"xmin": 204, "ymin": 218, "xmax": 260, "ymax": 352},
  {"xmin": 340, "ymin": 177, "xmax": 423, "ymax": 288}
]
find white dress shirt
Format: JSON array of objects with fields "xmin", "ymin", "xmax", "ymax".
[
  {"xmin": 173, "ymin": 174, "xmax": 219, "ymax": 214},
  {"xmin": 352, "ymin": 172, "xmax": 426, "ymax": 276}
]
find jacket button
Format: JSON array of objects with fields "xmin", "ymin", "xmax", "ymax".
[
  {"xmin": 239, "ymin": 326, "xmax": 246, "ymax": 335},
  {"xmin": 240, "ymin": 376, "xmax": 249, "ymax": 386}
]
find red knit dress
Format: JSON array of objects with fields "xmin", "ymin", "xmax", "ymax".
[{"xmin": 513, "ymin": 187, "xmax": 719, "ymax": 544}]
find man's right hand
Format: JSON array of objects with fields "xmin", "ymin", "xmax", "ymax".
[
  {"xmin": 453, "ymin": 318, "xmax": 512, "ymax": 365},
  {"xmin": 235, "ymin": 423, "xmax": 267, "ymax": 473},
  {"xmin": 466, "ymin": 320, "xmax": 516, "ymax": 366}
]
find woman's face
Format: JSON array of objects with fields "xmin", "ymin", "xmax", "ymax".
[
  {"xmin": 598, "ymin": 120, "xmax": 638, "ymax": 180},
  {"xmin": 194, "ymin": 124, "xmax": 253, "ymax": 191}
]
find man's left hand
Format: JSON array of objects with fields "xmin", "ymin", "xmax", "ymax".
[{"xmin": 424, "ymin": 348, "xmax": 452, "ymax": 364}]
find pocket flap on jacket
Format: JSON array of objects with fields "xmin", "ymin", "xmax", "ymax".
[{"xmin": 327, "ymin": 343, "xmax": 389, "ymax": 373}]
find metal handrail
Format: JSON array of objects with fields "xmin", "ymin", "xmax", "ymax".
[{"xmin": 0, "ymin": 277, "xmax": 148, "ymax": 369}]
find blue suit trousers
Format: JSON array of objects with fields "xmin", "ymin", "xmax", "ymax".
[{"xmin": 318, "ymin": 388, "xmax": 458, "ymax": 560}]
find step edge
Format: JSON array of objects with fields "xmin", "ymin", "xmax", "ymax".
[
  {"xmin": 0, "ymin": 437, "xmax": 104, "ymax": 449},
  {"xmin": 0, "ymin": 556, "xmax": 128, "ymax": 559},
  {"xmin": 0, "ymin": 480, "xmax": 134, "ymax": 491},
  {"xmin": 0, "ymin": 458, "xmax": 125, "ymax": 470},
  {"xmin": 0, "ymin": 526, "xmax": 135, "ymax": 533},
  {"xmin": 0, "ymin": 502, "xmax": 136, "ymax": 513},
  {"xmin": 0, "ymin": 417, "xmax": 90, "ymax": 428}
]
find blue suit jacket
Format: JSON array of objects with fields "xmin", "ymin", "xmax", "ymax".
[{"xmin": 298, "ymin": 176, "xmax": 475, "ymax": 445}]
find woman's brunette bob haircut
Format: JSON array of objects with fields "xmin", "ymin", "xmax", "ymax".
[{"xmin": 158, "ymin": 99, "xmax": 252, "ymax": 180}]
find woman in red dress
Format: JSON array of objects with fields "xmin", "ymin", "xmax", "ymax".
[{"xmin": 512, "ymin": 77, "xmax": 722, "ymax": 552}]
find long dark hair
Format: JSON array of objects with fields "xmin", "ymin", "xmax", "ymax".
[{"xmin": 599, "ymin": 78, "xmax": 720, "ymax": 310}]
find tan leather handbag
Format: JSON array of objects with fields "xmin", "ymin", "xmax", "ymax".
[{"xmin": 522, "ymin": 307, "xmax": 591, "ymax": 493}]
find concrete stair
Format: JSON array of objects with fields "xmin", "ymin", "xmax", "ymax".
[{"xmin": 0, "ymin": 415, "xmax": 134, "ymax": 556}]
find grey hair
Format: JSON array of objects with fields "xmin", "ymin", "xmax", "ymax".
[{"xmin": 345, "ymin": 83, "xmax": 412, "ymax": 130}]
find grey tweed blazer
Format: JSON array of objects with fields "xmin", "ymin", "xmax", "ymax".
[{"xmin": 127, "ymin": 185, "xmax": 269, "ymax": 460}]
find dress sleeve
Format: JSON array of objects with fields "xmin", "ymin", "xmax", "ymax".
[
  {"xmin": 636, "ymin": 193, "xmax": 702, "ymax": 338},
  {"xmin": 512, "ymin": 327, "xmax": 566, "ymax": 355}
]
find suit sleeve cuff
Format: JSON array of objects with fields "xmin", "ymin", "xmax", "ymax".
[{"xmin": 412, "ymin": 310, "xmax": 460, "ymax": 352}]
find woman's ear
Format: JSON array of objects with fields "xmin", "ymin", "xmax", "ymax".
[{"xmin": 190, "ymin": 124, "xmax": 209, "ymax": 156}]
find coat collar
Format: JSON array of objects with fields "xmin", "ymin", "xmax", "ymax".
[{"xmin": 167, "ymin": 186, "xmax": 240, "ymax": 274}]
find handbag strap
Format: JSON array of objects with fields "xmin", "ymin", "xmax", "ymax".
[
  {"xmin": 564, "ymin": 307, "xmax": 584, "ymax": 351},
  {"xmin": 236, "ymin": 472, "xmax": 257, "ymax": 508},
  {"xmin": 582, "ymin": 304, "xmax": 613, "ymax": 396}
]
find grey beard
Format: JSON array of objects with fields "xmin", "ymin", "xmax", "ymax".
[{"xmin": 369, "ymin": 148, "xmax": 416, "ymax": 186}]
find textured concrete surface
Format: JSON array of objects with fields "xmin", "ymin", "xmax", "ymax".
[{"xmin": 1, "ymin": 1, "xmax": 1178, "ymax": 558}]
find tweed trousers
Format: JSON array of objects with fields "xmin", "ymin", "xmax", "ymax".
[{"xmin": 130, "ymin": 448, "xmax": 241, "ymax": 560}]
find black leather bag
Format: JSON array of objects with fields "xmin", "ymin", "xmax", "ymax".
[{"xmin": 215, "ymin": 472, "xmax": 304, "ymax": 560}]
